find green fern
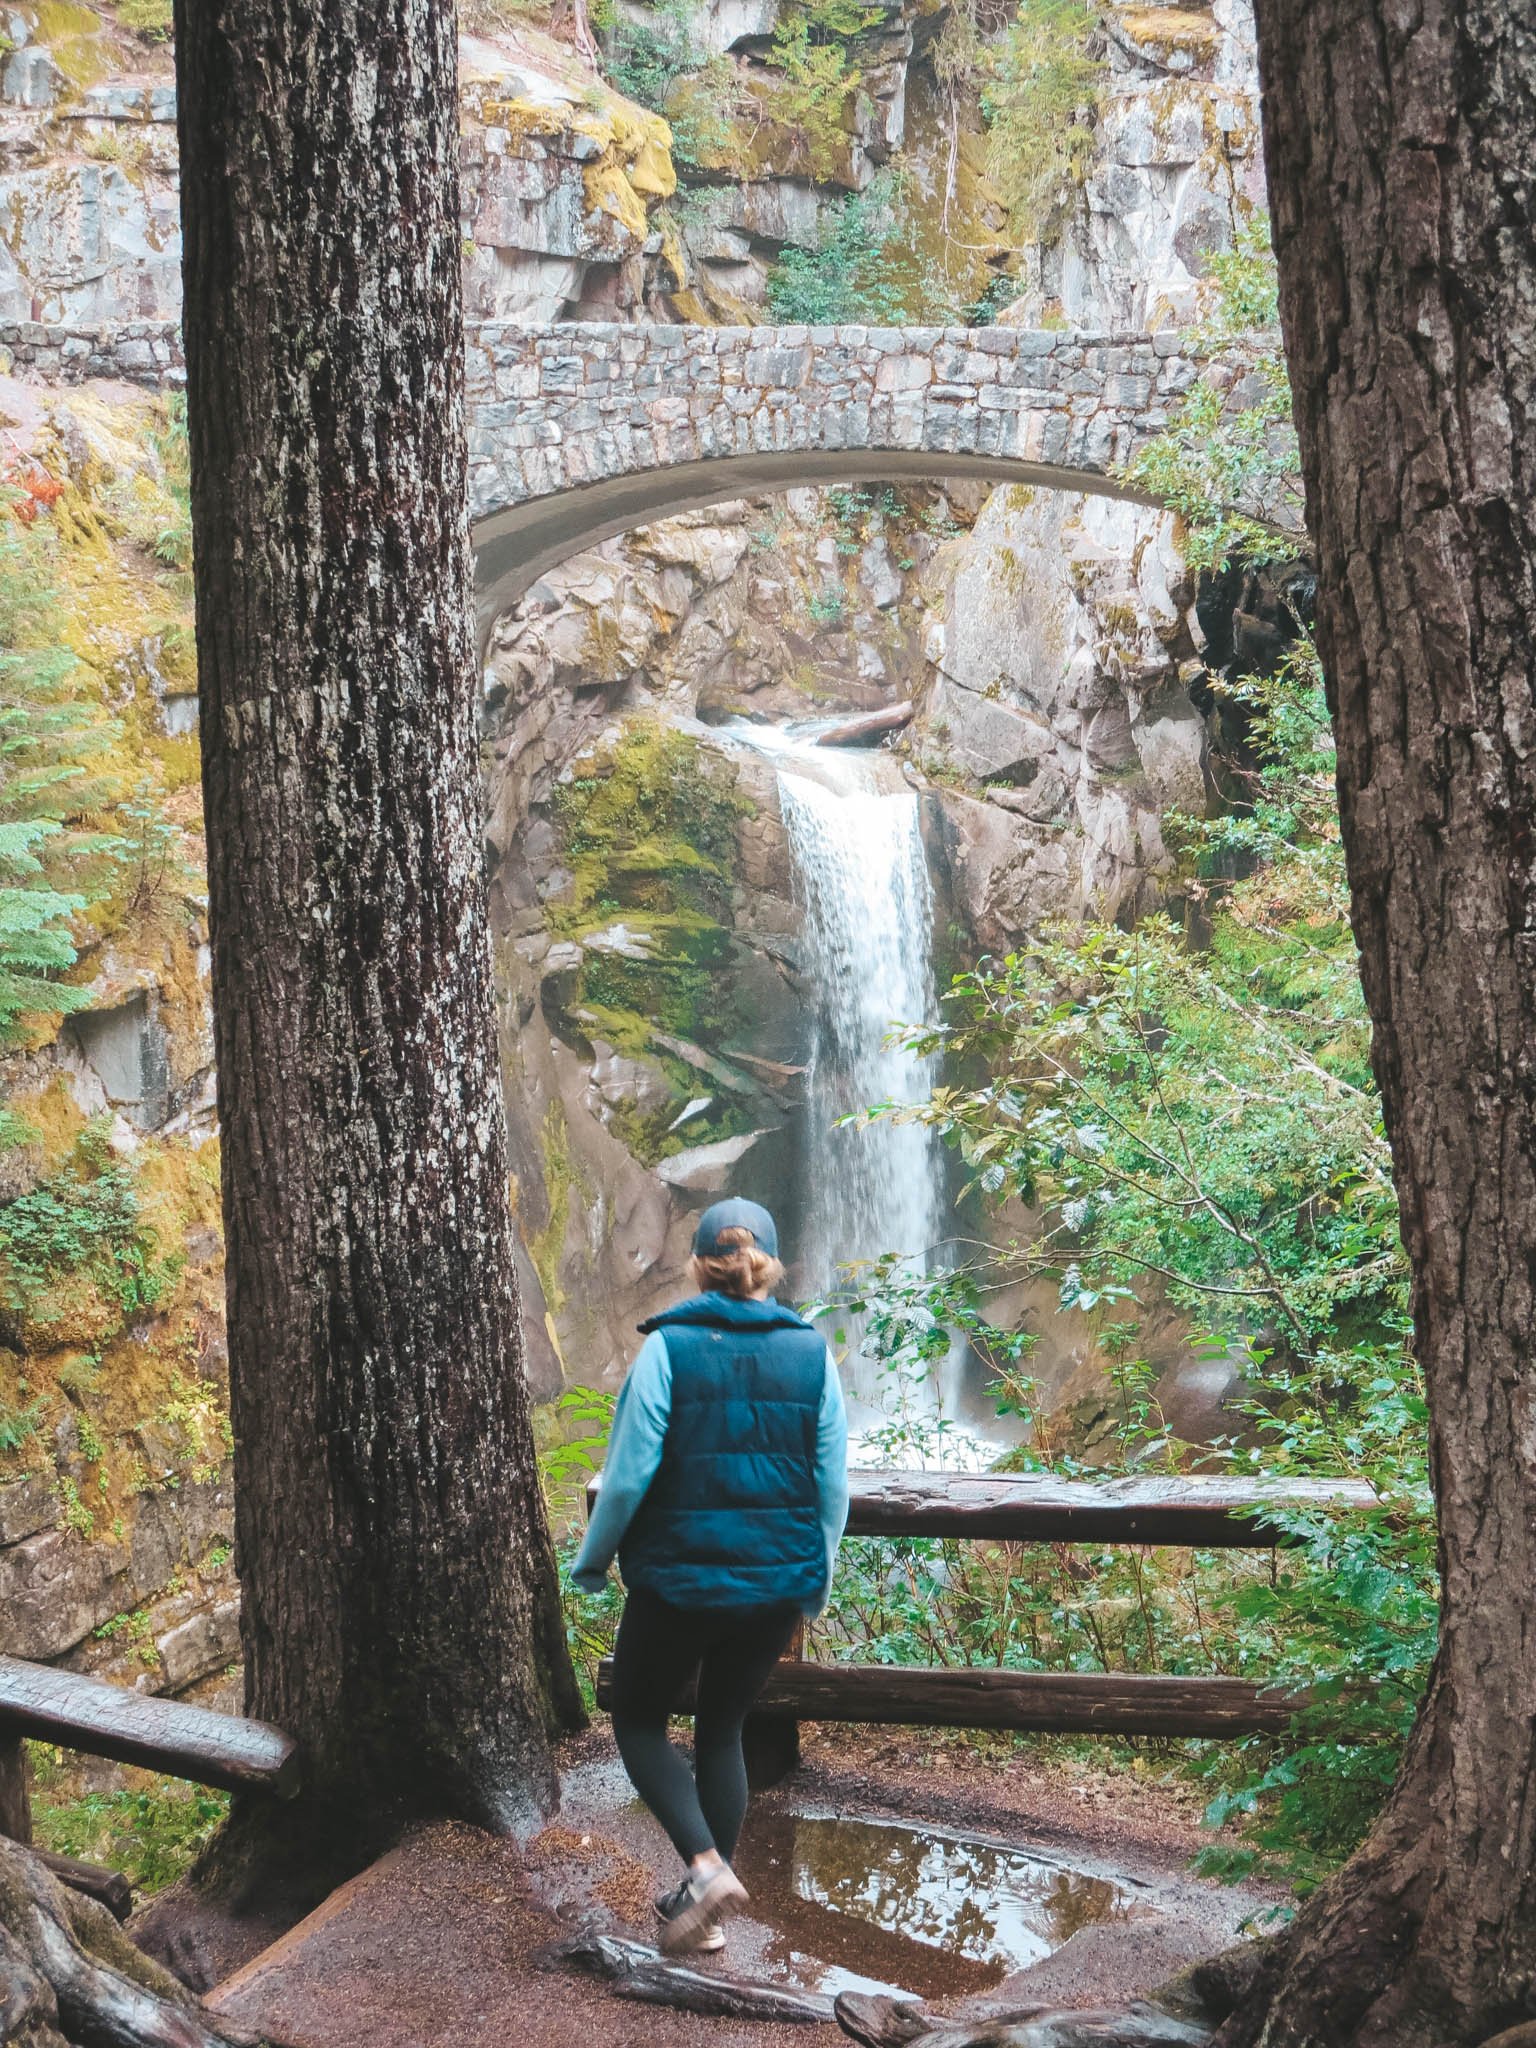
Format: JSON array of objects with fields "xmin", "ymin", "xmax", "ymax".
[
  {"xmin": 982, "ymin": 0, "xmax": 1104, "ymax": 233},
  {"xmin": 0, "ymin": 501, "xmax": 127, "ymax": 1040}
]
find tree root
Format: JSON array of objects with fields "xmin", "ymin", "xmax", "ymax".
[
  {"xmin": 0, "ymin": 1835, "xmax": 269, "ymax": 2048},
  {"xmin": 541, "ymin": 1928, "xmax": 836, "ymax": 2023},
  {"xmin": 831, "ymin": 1989, "xmax": 1214, "ymax": 2047}
]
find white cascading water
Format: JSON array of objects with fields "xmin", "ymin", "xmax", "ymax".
[
  {"xmin": 773, "ymin": 749, "xmax": 944, "ymax": 1293},
  {"xmin": 728, "ymin": 724, "xmax": 981, "ymax": 1458}
]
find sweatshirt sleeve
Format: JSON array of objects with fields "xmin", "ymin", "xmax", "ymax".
[
  {"xmin": 568, "ymin": 1331, "xmax": 672, "ymax": 1594},
  {"xmin": 810, "ymin": 1346, "xmax": 850, "ymax": 1613}
]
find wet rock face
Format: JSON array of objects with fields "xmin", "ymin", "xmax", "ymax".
[
  {"xmin": 0, "ymin": 0, "xmax": 935, "ymax": 338},
  {"xmin": 459, "ymin": 47, "xmax": 678, "ymax": 324},
  {"xmin": 1012, "ymin": 0, "xmax": 1266, "ymax": 332},
  {"xmin": 0, "ymin": 1468, "xmax": 235, "ymax": 1685},
  {"xmin": 0, "ymin": 9, "xmax": 683, "ymax": 339},
  {"xmin": 912, "ymin": 485, "xmax": 1208, "ymax": 944},
  {"xmin": 898, "ymin": 0, "xmax": 1273, "ymax": 950},
  {"xmin": 481, "ymin": 494, "xmax": 938, "ymax": 784}
]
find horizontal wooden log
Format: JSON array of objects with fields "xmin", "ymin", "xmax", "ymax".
[
  {"xmin": 596, "ymin": 1657, "xmax": 1309, "ymax": 1738},
  {"xmin": 841, "ymin": 1468, "xmax": 1383, "ymax": 1546},
  {"xmin": 36, "ymin": 1848, "xmax": 133, "ymax": 1921},
  {"xmin": 588, "ymin": 1466, "xmax": 1384, "ymax": 1548},
  {"xmin": 0, "ymin": 1656, "xmax": 300, "ymax": 1798}
]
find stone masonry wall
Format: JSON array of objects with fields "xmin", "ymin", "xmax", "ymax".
[{"xmin": 467, "ymin": 319, "xmax": 1252, "ymax": 519}]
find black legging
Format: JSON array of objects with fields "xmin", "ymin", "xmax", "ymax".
[{"xmin": 609, "ymin": 1586, "xmax": 802, "ymax": 1865}]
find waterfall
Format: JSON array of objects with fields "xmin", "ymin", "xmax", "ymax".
[
  {"xmin": 727, "ymin": 723, "xmax": 980, "ymax": 1459},
  {"xmin": 772, "ymin": 752, "xmax": 945, "ymax": 1297}
]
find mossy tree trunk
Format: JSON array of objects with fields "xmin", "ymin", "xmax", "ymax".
[
  {"xmin": 1218, "ymin": 5, "xmax": 1536, "ymax": 2043},
  {"xmin": 171, "ymin": 0, "xmax": 583, "ymax": 1904}
]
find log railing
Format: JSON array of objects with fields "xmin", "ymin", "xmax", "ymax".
[
  {"xmin": 0, "ymin": 1652, "xmax": 299, "ymax": 1916},
  {"xmin": 587, "ymin": 1465, "xmax": 1382, "ymax": 1779}
]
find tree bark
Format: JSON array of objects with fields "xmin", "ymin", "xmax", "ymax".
[
  {"xmin": 172, "ymin": 0, "xmax": 583, "ymax": 1901},
  {"xmin": 1218, "ymin": 5, "xmax": 1536, "ymax": 2044},
  {"xmin": 0, "ymin": 1731, "xmax": 31, "ymax": 1842}
]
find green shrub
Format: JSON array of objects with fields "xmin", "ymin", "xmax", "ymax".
[
  {"xmin": 982, "ymin": 0, "xmax": 1104, "ymax": 233},
  {"xmin": 806, "ymin": 586, "xmax": 849, "ymax": 625},
  {"xmin": 0, "ymin": 500, "xmax": 126, "ymax": 1040},
  {"xmin": 33, "ymin": 1771, "xmax": 227, "ymax": 1893},
  {"xmin": 0, "ymin": 1122, "xmax": 175, "ymax": 1326},
  {"xmin": 834, "ymin": 631, "xmax": 1434, "ymax": 1893},
  {"xmin": 0, "ymin": 1396, "xmax": 42, "ymax": 1451},
  {"xmin": 757, "ymin": 0, "xmax": 884, "ymax": 176},
  {"xmin": 1123, "ymin": 218, "xmax": 1299, "ymax": 570},
  {"xmin": 764, "ymin": 170, "xmax": 985, "ymax": 325},
  {"xmin": 115, "ymin": 0, "xmax": 174, "ymax": 39},
  {"xmin": 603, "ymin": 0, "xmax": 699, "ymax": 112},
  {"xmin": 765, "ymin": 182, "xmax": 906, "ymax": 324}
]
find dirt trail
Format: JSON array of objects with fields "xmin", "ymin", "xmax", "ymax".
[{"xmin": 205, "ymin": 1727, "xmax": 1270, "ymax": 2048}]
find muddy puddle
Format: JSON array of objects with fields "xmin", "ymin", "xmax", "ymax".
[{"xmin": 732, "ymin": 1811, "xmax": 1139, "ymax": 2001}]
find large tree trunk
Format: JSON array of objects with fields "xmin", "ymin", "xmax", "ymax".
[
  {"xmin": 172, "ymin": 0, "xmax": 583, "ymax": 1903},
  {"xmin": 1218, "ymin": 5, "xmax": 1536, "ymax": 2045}
]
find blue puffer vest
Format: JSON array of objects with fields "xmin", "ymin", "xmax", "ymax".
[{"xmin": 619, "ymin": 1291, "xmax": 827, "ymax": 1610}]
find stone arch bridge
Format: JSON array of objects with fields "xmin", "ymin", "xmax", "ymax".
[
  {"xmin": 467, "ymin": 320, "xmax": 1256, "ymax": 636},
  {"xmin": 1, "ymin": 312, "xmax": 1274, "ymax": 632}
]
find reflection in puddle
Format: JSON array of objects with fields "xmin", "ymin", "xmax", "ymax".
[
  {"xmin": 736, "ymin": 1813, "xmax": 1134, "ymax": 2000},
  {"xmin": 792, "ymin": 1817, "xmax": 1129, "ymax": 1966}
]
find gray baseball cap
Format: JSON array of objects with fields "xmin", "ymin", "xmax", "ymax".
[{"xmin": 692, "ymin": 1197, "xmax": 779, "ymax": 1258}]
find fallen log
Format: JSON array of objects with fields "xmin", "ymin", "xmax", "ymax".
[
  {"xmin": 834, "ymin": 1989, "xmax": 1212, "ymax": 2048},
  {"xmin": 0, "ymin": 1834, "xmax": 264, "ymax": 2048},
  {"xmin": 815, "ymin": 703, "xmax": 914, "ymax": 747},
  {"xmin": 726, "ymin": 1050, "xmax": 809, "ymax": 1089},
  {"xmin": 597, "ymin": 1658, "xmax": 1309, "ymax": 1738},
  {"xmin": 35, "ymin": 1851, "xmax": 133, "ymax": 1923},
  {"xmin": 0, "ymin": 1657, "xmax": 300, "ymax": 1799},
  {"xmin": 544, "ymin": 1929, "xmax": 837, "ymax": 2024}
]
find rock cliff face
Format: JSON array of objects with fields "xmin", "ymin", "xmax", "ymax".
[
  {"xmin": 0, "ymin": 379, "xmax": 234, "ymax": 1707},
  {"xmin": 0, "ymin": 0, "xmax": 980, "ymax": 332},
  {"xmin": 903, "ymin": 0, "xmax": 1266, "ymax": 943},
  {"xmin": 1011, "ymin": 0, "xmax": 1264, "ymax": 332},
  {"xmin": 912, "ymin": 486, "xmax": 1209, "ymax": 944},
  {"xmin": 0, "ymin": 0, "xmax": 1275, "ymax": 1676}
]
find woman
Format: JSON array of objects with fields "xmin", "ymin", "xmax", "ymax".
[{"xmin": 570, "ymin": 1196, "xmax": 849, "ymax": 1956}]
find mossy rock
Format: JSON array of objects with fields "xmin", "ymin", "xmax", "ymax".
[{"xmin": 544, "ymin": 723, "xmax": 765, "ymax": 1136}]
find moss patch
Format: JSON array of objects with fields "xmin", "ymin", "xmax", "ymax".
[
  {"xmin": 529, "ymin": 1101, "xmax": 582, "ymax": 1314},
  {"xmin": 29, "ymin": 1, "xmax": 111, "ymax": 86},
  {"xmin": 1112, "ymin": 6, "xmax": 1219, "ymax": 56},
  {"xmin": 0, "ymin": 392, "xmax": 222, "ymax": 1521},
  {"xmin": 0, "ymin": 1109, "xmax": 227, "ymax": 1526},
  {"xmin": 543, "ymin": 727, "xmax": 768, "ymax": 1161}
]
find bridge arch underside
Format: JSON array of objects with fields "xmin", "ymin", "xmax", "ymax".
[{"xmin": 472, "ymin": 449, "xmax": 1163, "ymax": 641}]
